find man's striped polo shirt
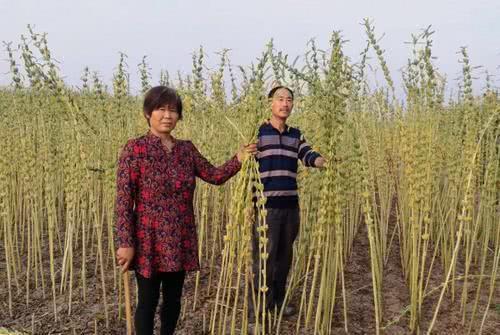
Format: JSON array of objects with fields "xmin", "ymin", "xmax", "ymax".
[{"xmin": 256, "ymin": 121, "xmax": 321, "ymax": 208}]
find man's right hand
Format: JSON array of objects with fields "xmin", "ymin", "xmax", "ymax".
[{"xmin": 116, "ymin": 247, "xmax": 135, "ymax": 273}]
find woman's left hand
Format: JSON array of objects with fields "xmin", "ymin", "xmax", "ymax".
[{"xmin": 237, "ymin": 143, "xmax": 258, "ymax": 162}]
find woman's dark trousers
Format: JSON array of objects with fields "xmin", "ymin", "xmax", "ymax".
[{"xmin": 135, "ymin": 271, "xmax": 186, "ymax": 335}]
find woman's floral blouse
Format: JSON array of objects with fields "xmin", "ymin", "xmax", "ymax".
[{"xmin": 115, "ymin": 132, "xmax": 241, "ymax": 278}]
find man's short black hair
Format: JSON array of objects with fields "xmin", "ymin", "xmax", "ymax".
[{"xmin": 268, "ymin": 86, "xmax": 294, "ymax": 100}]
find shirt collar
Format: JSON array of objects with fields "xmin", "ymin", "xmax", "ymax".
[
  {"xmin": 263, "ymin": 119, "xmax": 290, "ymax": 134},
  {"xmin": 145, "ymin": 131, "xmax": 177, "ymax": 147}
]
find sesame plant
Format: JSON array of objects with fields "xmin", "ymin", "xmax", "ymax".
[{"xmin": 0, "ymin": 23, "xmax": 498, "ymax": 335}]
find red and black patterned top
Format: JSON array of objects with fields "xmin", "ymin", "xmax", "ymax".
[{"xmin": 115, "ymin": 132, "xmax": 241, "ymax": 278}]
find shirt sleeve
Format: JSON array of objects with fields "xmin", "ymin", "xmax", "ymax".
[
  {"xmin": 189, "ymin": 141, "xmax": 242, "ymax": 185},
  {"xmin": 298, "ymin": 132, "xmax": 321, "ymax": 167},
  {"xmin": 115, "ymin": 140, "xmax": 138, "ymax": 248}
]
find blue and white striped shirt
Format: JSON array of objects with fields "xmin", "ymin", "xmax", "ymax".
[{"xmin": 256, "ymin": 121, "xmax": 321, "ymax": 208}]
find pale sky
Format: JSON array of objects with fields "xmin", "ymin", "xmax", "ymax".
[{"xmin": 1, "ymin": 0, "xmax": 499, "ymax": 95}]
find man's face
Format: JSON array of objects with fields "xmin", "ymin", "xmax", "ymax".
[{"xmin": 271, "ymin": 88, "xmax": 293, "ymax": 120}]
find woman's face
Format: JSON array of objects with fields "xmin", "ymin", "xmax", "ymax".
[{"xmin": 149, "ymin": 104, "xmax": 180, "ymax": 135}]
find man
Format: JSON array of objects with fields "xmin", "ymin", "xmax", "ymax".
[{"xmin": 252, "ymin": 86, "xmax": 325, "ymax": 317}]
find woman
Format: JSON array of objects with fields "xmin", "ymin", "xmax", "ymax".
[{"xmin": 115, "ymin": 86, "xmax": 256, "ymax": 335}]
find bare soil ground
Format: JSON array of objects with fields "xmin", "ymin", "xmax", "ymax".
[{"xmin": 1, "ymin": 224, "xmax": 499, "ymax": 334}]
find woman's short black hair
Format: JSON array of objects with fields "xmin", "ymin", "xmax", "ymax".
[
  {"xmin": 143, "ymin": 86, "xmax": 183, "ymax": 122},
  {"xmin": 268, "ymin": 86, "xmax": 294, "ymax": 100}
]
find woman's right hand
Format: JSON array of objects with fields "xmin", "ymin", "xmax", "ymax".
[
  {"xmin": 116, "ymin": 247, "xmax": 135, "ymax": 273},
  {"xmin": 237, "ymin": 143, "xmax": 258, "ymax": 162}
]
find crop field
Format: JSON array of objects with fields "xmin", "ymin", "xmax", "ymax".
[{"xmin": 0, "ymin": 22, "xmax": 499, "ymax": 334}]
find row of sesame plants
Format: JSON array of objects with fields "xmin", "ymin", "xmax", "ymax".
[{"xmin": 0, "ymin": 23, "xmax": 498, "ymax": 334}]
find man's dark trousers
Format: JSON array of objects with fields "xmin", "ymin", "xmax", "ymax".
[{"xmin": 252, "ymin": 207, "xmax": 300, "ymax": 309}]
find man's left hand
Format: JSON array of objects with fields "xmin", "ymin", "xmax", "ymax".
[{"xmin": 314, "ymin": 157, "xmax": 326, "ymax": 168}]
